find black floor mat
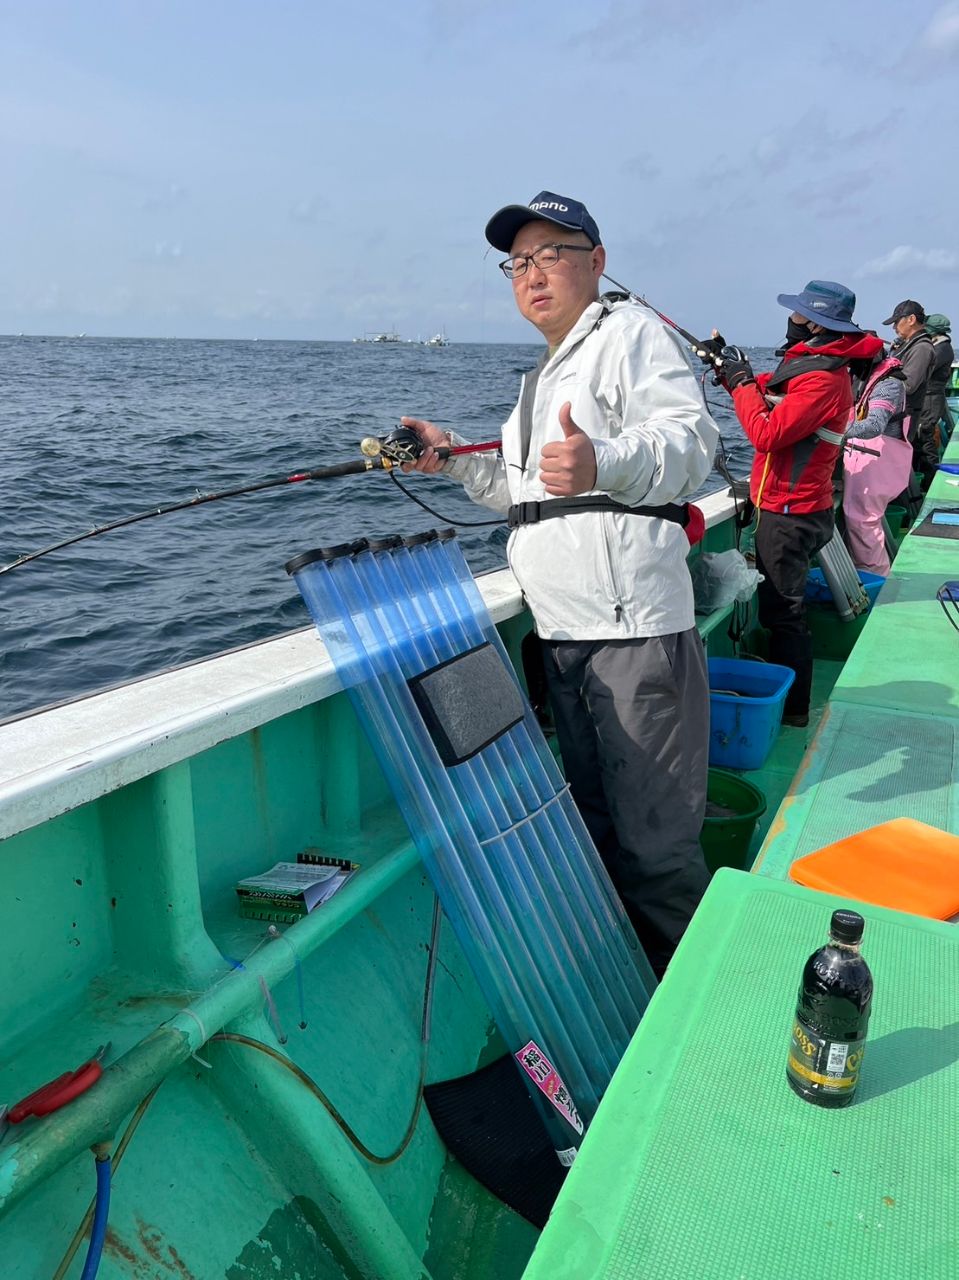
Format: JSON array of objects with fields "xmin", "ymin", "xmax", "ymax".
[
  {"xmin": 914, "ymin": 508, "xmax": 959, "ymax": 538},
  {"xmin": 424, "ymin": 1053, "xmax": 567, "ymax": 1229}
]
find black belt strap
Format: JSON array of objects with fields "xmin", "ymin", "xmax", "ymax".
[{"xmin": 507, "ymin": 495, "xmax": 690, "ymax": 530}]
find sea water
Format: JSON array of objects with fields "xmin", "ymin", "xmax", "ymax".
[{"xmin": 0, "ymin": 334, "xmax": 758, "ymax": 720}]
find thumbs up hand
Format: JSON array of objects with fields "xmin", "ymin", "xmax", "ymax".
[{"xmin": 538, "ymin": 402, "xmax": 597, "ymax": 496}]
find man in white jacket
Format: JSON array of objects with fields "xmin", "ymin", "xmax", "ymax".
[{"xmin": 403, "ymin": 191, "xmax": 719, "ymax": 974}]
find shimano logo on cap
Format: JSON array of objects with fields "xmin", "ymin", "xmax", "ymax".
[
  {"xmin": 812, "ymin": 301, "xmax": 827, "ymax": 309},
  {"xmin": 530, "ymin": 201, "xmax": 569, "ymax": 213}
]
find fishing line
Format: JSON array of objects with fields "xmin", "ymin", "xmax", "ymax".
[
  {"xmin": 259, "ymin": 976, "xmax": 287, "ymax": 1045},
  {"xmin": 387, "ymin": 470, "xmax": 503, "ymax": 527},
  {"xmin": 602, "ymin": 272, "xmax": 721, "ymax": 364},
  {"xmin": 268, "ymin": 925, "xmax": 308, "ymax": 1029},
  {"xmin": 0, "ymin": 432, "xmax": 504, "ymax": 574}
]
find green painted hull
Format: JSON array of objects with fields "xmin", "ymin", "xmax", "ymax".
[{"xmin": 0, "ymin": 603, "xmax": 548, "ymax": 1278}]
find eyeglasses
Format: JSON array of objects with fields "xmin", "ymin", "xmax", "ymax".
[
  {"xmin": 498, "ymin": 243, "xmax": 593, "ymax": 279},
  {"xmin": 937, "ymin": 581, "xmax": 959, "ymax": 633}
]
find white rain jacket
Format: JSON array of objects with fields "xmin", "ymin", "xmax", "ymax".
[{"xmin": 444, "ymin": 298, "xmax": 719, "ymax": 639}]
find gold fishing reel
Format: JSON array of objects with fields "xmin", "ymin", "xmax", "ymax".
[{"xmin": 358, "ymin": 427, "xmax": 424, "ymax": 465}]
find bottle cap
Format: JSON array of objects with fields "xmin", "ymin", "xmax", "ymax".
[{"xmin": 829, "ymin": 909, "xmax": 865, "ymax": 944}]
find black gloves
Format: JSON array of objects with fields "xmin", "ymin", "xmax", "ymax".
[
  {"xmin": 695, "ymin": 331, "xmax": 754, "ymax": 391},
  {"xmin": 696, "ymin": 332, "xmax": 727, "ymax": 365},
  {"xmin": 714, "ymin": 345, "xmax": 755, "ymax": 391}
]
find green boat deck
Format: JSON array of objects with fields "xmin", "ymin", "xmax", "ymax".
[
  {"xmin": 523, "ymin": 435, "xmax": 959, "ymax": 1278},
  {"xmin": 522, "ymin": 872, "xmax": 959, "ymax": 1280}
]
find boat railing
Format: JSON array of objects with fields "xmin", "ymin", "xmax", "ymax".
[{"xmin": 0, "ymin": 486, "xmax": 738, "ymax": 843}]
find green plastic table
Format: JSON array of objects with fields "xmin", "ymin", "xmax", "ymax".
[
  {"xmin": 523, "ymin": 870, "xmax": 959, "ymax": 1279},
  {"xmin": 830, "ymin": 510, "xmax": 959, "ymax": 720},
  {"xmin": 753, "ymin": 699, "xmax": 959, "ymax": 881}
]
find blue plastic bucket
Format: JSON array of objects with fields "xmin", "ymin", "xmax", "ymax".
[
  {"xmin": 804, "ymin": 569, "xmax": 885, "ymax": 608},
  {"xmin": 707, "ymin": 657, "xmax": 796, "ymax": 771}
]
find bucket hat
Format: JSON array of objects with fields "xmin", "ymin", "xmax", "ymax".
[
  {"xmin": 925, "ymin": 312, "xmax": 951, "ymax": 336},
  {"xmin": 777, "ymin": 280, "xmax": 863, "ymax": 334}
]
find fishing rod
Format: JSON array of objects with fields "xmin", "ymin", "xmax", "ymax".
[
  {"xmin": 602, "ymin": 273, "xmax": 881, "ymax": 459},
  {"xmin": 602, "ymin": 272, "xmax": 722, "ymax": 366},
  {"xmin": 0, "ymin": 428, "xmax": 501, "ymax": 576}
]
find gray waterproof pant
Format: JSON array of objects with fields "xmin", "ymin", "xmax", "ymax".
[{"xmin": 541, "ymin": 630, "xmax": 710, "ymax": 972}]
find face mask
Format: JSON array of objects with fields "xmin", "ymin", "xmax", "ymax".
[{"xmin": 776, "ymin": 316, "xmax": 810, "ymax": 355}]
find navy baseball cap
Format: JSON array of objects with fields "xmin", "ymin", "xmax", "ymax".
[
  {"xmin": 485, "ymin": 191, "xmax": 602, "ymax": 253},
  {"xmin": 883, "ymin": 299, "xmax": 926, "ymax": 326},
  {"xmin": 777, "ymin": 280, "xmax": 863, "ymax": 334}
]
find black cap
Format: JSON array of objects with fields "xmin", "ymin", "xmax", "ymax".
[
  {"xmin": 284, "ymin": 538, "xmax": 368, "ymax": 574},
  {"xmin": 829, "ymin": 909, "xmax": 865, "ymax": 944},
  {"xmin": 485, "ymin": 190, "xmax": 602, "ymax": 253},
  {"xmin": 883, "ymin": 300, "xmax": 926, "ymax": 326}
]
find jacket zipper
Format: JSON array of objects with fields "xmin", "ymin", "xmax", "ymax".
[{"xmin": 598, "ymin": 514, "xmax": 626, "ymax": 624}]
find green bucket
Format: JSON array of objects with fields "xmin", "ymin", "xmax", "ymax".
[
  {"xmin": 699, "ymin": 768, "xmax": 767, "ymax": 873},
  {"xmin": 886, "ymin": 502, "xmax": 907, "ymax": 537},
  {"xmin": 806, "ymin": 603, "xmax": 869, "ymax": 660}
]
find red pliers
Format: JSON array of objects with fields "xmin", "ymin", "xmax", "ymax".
[{"xmin": 5, "ymin": 1043, "xmax": 110, "ymax": 1128}]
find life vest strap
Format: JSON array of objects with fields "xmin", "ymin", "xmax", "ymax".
[{"xmin": 507, "ymin": 495, "xmax": 690, "ymax": 529}]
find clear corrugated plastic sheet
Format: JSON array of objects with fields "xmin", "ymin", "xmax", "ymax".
[{"xmin": 290, "ymin": 532, "xmax": 656, "ymax": 1157}]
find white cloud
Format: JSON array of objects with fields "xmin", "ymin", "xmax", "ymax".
[
  {"xmin": 919, "ymin": 3, "xmax": 959, "ymax": 57},
  {"xmin": 896, "ymin": 3, "xmax": 959, "ymax": 78},
  {"xmin": 150, "ymin": 240, "xmax": 184, "ymax": 262},
  {"xmin": 140, "ymin": 183, "xmax": 187, "ymax": 212},
  {"xmin": 858, "ymin": 245, "xmax": 959, "ymax": 277},
  {"xmin": 289, "ymin": 195, "xmax": 325, "ymax": 225}
]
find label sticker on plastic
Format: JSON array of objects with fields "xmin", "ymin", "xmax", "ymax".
[
  {"xmin": 515, "ymin": 1040, "xmax": 584, "ymax": 1136},
  {"xmin": 556, "ymin": 1147, "xmax": 578, "ymax": 1167},
  {"xmin": 787, "ymin": 1018, "xmax": 862, "ymax": 1093},
  {"xmin": 826, "ymin": 1041, "xmax": 849, "ymax": 1074}
]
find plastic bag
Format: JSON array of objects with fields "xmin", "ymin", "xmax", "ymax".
[{"xmin": 691, "ymin": 549, "xmax": 763, "ymax": 614}]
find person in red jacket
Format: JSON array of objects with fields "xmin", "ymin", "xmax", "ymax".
[{"xmin": 711, "ymin": 281, "xmax": 883, "ymax": 726}]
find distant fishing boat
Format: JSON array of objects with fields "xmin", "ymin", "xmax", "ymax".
[
  {"xmin": 353, "ymin": 330, "xmax": 403, "ymax": 344},
  {"xmin": 423, "ymin": 331, "xmax": 449, "ymax": 347}
]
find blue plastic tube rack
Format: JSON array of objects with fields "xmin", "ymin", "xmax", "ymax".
[{"xmin": 287, "ymin": 529, "xmax": 656, "ymax": 1159}]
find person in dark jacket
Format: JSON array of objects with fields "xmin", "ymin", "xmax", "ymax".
[
  {"xmin": 920, "ymin": 313, "xmax": 954, "ymax": 448},
  {"xmin": 884, "ymin": 300, "xmax": 936, "ymax": 488},
  {"xmin": 710, "ymin": 281, "xmax": 882, "ymax": 726}
]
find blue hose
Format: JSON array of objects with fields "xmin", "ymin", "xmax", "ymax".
[{"xmin": 80, "ymin": 1155, "xmax": 111, "ymax": 1280}]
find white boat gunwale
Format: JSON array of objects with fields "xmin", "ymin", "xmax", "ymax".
[{"xmin": 0, "ymin": 488, "xmax": 736, "ymax": 844}]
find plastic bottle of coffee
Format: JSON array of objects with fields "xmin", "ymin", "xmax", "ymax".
[{"xmin": 786, "ymin": 909, "xmax": 873, "ymax": 1108}]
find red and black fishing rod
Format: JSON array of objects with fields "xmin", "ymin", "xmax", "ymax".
[
  {"xmin": 603, "ymin": 274, "xmax": 881, "ymax": 459},
  {"xmin": 0, "ymin": 428, "xmax": 501, "ymax": 576},
  {"xmin": 602, "ymin": 272, "xmax": 722, "ymax": 365}
]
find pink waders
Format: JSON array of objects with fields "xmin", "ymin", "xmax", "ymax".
[{"xmin": 842, "ymin": 435, "xmax": 913, "ymax": 576}]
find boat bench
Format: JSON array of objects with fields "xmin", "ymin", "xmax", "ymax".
[{"xmin": 522, "ymin": 870, "xmax": 959, "ymax": 1280}]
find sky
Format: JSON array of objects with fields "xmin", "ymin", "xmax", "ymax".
[{"xmin": 2, "ymin": 1, "xmax": 959, "ymax": 345}]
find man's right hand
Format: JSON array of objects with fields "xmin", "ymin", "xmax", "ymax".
[{"xmin": 399, "ymin": 416, "xmax": 450, "ymax": 473}]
